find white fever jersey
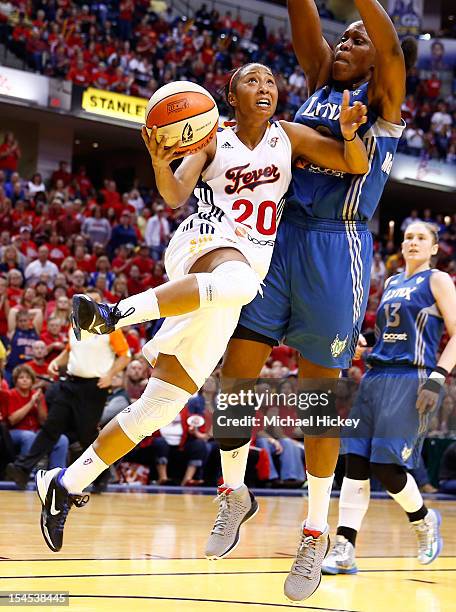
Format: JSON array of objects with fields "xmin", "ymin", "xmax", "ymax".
[{"xmin": 166, "ymin": 121, "xmax": 292, "ymax": 282}]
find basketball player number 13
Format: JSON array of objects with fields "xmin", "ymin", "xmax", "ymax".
[
  {"xmin": 232, "ymin": 199, "xmax": 277, "ymax": 236},
  {"xmin": 385, "ymin": 303, "xmax": 402, "ymax": 327}
]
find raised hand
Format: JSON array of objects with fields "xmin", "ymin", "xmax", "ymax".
[{"xmin": 340, "ymin": 90, "xmax": 368, "ymax": 141}]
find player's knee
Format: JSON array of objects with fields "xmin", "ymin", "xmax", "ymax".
[
  {"xmin": 345, "ymin": 453, "xmax": 371, "ymax": 480},
  {"xmin": 196, "ymin": 261, "xmax": 260, "ymax": 309},
  {"xmin": 370, "ymin": 461, "xmax": 407, "ymax": 493},
  {"xmin": 117, "ymin": 379, "xmax": 191, "ymax": 444}
]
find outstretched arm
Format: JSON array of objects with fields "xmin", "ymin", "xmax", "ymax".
[
  {"xmin": 354, "ymin": 0, "xmax": 405, "ymax": 124},
  {"xmin": 281, "ymin": 90, "xmax": 369, "ymax": 174},
  {"xmin": 287, "ymin": 0, "xmax": 333, "ymax": 95},
  {"xmin": 141, "ymin": 126, "xmax": 215, "ymax": 208}
]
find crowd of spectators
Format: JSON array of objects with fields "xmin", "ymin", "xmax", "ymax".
[
  {"xmin": 0, "ymin": 1, "xmax": 455, "ymax": 489},
  {"xmin": 1, "ymin": 1, "xmax": 454, "ymax": 162},
  {"xmin": 400, "ymin": 71, "xmax": 456, "ymax": 164}
]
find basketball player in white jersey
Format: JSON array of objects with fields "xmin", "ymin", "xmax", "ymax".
[{"xmin": 36, "ymin": 63, "xmax": 368, "ymax": 555}]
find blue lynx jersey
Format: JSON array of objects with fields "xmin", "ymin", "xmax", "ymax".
[
  {"xmin": 368, "ymin": 269, "xmax": 444, "ymax": 369},
  {"xmin": 285, "ymin": 82, "xmax": 405, "ymax": 221}
]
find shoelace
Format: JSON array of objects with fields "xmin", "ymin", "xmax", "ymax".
[
  {"xmin": 291, "ymin": 535, "xmax": 317, "ymax": 578},
  {"xmin": 413, "ymin": 520, "xmax": 432, "ymax": 554},
  {"xmin": 211, "ymin": 488, "xmax": 232, "ymax": 535},
  {"xmin": 55, "ymin": 494, "xmax": 89, "ymax": 530},
  {"xmin": 107, "ymin": 298, "xmax": 135, "ymax": 327}
]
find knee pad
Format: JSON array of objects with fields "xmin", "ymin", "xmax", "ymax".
[
  {"xmin": 117, "ymin": 378, "xmax": 191, "ymax": 444},
  {"xmin": 195, "ymin": 260, "xmax": 260, "ymax": 309}
]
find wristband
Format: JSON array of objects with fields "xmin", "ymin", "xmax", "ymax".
[
  {"xmin": 433, "ymin": 366, "xmax": 449, "ymax": 378},
  {"xmin": 422, "ymin": 378, "xmax": 443, "ymax": 394},
  {"xmin": 343, "ymin": 134, "xmax": 357, "ymax": 142}
]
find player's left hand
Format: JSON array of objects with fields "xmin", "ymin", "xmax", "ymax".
[
  {"xmin": 340, "ymin": 90, "xmax": 368, "ymax": 141},
  {"xmin": 416, "ymin": 374, "xmax": 445, "ymax": 414}
]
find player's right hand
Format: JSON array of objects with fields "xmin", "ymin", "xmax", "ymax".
[{"xmin": 141, "ymin": 125, "xmax": 187, "ymax": 167}]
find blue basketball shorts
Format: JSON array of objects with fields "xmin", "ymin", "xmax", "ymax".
[
  {"xmin": 342, "ymin": 366, "xmax": 441, "ymax": 469},
  {"xmin": 238, "ymin": 216, "xmax": 373, "ymax": 369}
]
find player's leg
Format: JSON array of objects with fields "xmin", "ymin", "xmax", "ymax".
[
  {"xmin": 37, "ymin": 246, "xmax": 256, "ymax": 551},
  {"xmin": 36, "ymin": 353, "xmax": 195, "ymax": 552},
  {"xmin": 205, "ymin": 336, "xmax": 272, "ymax": 560},
  {"xmin": 206, "ymin": 233, "xmax": 291, "ymax": 559},
  {"xmin": 72, "ymin": 248, "xmax": 260, "ymax": 337},
  {"xmin": 283, "ymin": 221, "xmax": 372, "ymax": 600},
  {"xmin": 322, "ymin": 452, "xmax": 371, "ymax": 575},
  {"xmin": 283, "ymin": 356, "xmax": 339, "ymax": 601},
  {"xmin": 371, "ymin": 460, "xmax": 442, "ymax": 564},
  {"xmin": 368, "ymin": 367, "xmax": 443, "ymax": 565},
  {"xmin": 322, "ymin": 373, "xmax": 376, "ymax": 575}
]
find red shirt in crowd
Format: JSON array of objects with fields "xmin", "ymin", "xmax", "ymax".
[
  {"xmin": 66, "ymin": 65, "xmax": 92, "ymax": 87},
  {"xmin": 426, "ymin": 77, "xmax": 441, "ymax": 99},
  {"xmin": 27, "ymin": 360, "xmax": 50, "ymax": 378},
  {"xmin": 7, "ymin": 287, "xmax": 23, "ymax": 306},
  {"xmin": 0, "ymin": 143, "xmax": 20, "ymax": 172},
  {"xmin": 130, "ymin": 254, "xmax": 155, "ymax": 275},
  {"xmin": 5, "ymin": 389, "xmax": 47, "ymax": 432},
  {"xmin": 45, "ymin": 242, "xmax": 70, "ymax": 266}
]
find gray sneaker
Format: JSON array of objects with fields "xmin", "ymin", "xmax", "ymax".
[
  {"xmin": 322, "ymin": 535, "xmax": 358, "ymax": 575},
  {"xmin": 284, "ymin": 525, "xmax": 330, "ymax": 602},
  {"xmin": 412, "ymin": 508, "xmax": 442, "ymax": 565},
  {"xmin": 205, "ymin": 484, "xmax": 259, "ymax": 559}
]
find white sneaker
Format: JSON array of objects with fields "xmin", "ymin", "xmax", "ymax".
[
  {"xmin": 412, "ymin": 509, "xmax": 442, "ymax": 565},
  {"xmin": 322, "ymin": 535, "xmax": 358, "ymax": 575}
]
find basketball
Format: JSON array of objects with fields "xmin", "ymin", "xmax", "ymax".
[{"xmin": 145, "ymin": 81, "xmax": 219, "ymax": 154}]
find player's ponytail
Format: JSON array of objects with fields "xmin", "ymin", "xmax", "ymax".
[{"xmin": 401, "ymin": 37, "xmax": 418, "ymax": 74}]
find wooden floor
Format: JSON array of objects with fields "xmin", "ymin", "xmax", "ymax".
[{"xmin": 0, "ymin": 491, "xmax": 455, "ymax": 611}]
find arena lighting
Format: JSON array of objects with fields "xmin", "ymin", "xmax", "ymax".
[
  {"xmin": 419, "ymin": 33, "xmax": 431, "ymax": 40},
  {"xmin": 445, "ymin": 216, "xmax": 451, "ymax": 225},
  {"xmin": 388, "ymin": 220, "xmax": 395, "ymax": 240},
  {"xmin": 92, "ymin": 142, "xmax": 99, "ymax": 148},
  {"xmin": 74, "ymin": 139, "xmax": 80, "ymax": 145}
]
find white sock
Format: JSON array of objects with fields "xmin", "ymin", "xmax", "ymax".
[
  {"xmin": 305, "ymin": 472, "xmax": 334, "ymax": 532},
  {"xmin": 388, "ymin": 472, "xmax": 423, "ymax": 514},
  {"xmin": 115, "ymin": 288, "xmax": 160, "ymax": 328},
  {"xmin": 338, "ymin": 477, "xmax": 371, "ymax": 531},
  {"xmin": 61, "ymin": 445, "xmax": 109, "ymax": 494},
  {"xmin": 220, "ymin": 441, "xmax": 250, "ymax": 490}
]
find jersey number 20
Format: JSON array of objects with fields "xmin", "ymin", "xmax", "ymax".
[{"xmin": 232, "ymin": 199, "xmax": 277, "ymax": 236}]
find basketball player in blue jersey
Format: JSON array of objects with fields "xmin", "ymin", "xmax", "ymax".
[
  {"xmin": 322, "ymin": 221, "xmax": 456, "ymax": 574},
  {"xmin": 205, "ymin": 0, "xmax": 417, "ymax": 603}
]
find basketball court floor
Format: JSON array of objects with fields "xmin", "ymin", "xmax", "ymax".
[{"xmin": 1, "ymin": 491, "xmax": 454, "ymax": 611}]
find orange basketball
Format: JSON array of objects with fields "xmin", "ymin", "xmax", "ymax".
[{"xmin": 145, "ymin": 81, "xmax": 219, "ymax": 155}]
